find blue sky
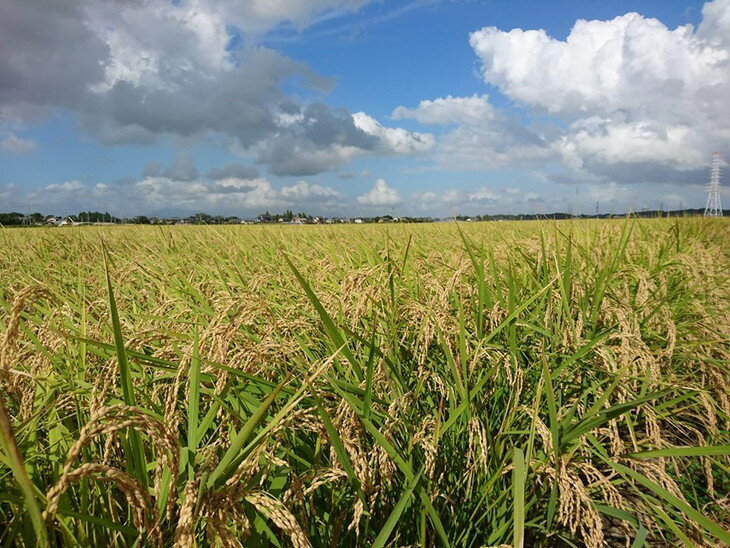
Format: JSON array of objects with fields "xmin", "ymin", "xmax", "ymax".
[{"xmin": 1, "ymin": 0, "xmax": 728, "ymax": 217}]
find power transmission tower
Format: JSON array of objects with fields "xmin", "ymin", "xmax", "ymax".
[{"xmin": 704, "ymin": 152, "xmax": 723, "ymax": 217}]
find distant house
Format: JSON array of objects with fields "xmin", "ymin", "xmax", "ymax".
[{"xmin": 354, "ymin": 218, "xmax": 364, "ymax": 224}]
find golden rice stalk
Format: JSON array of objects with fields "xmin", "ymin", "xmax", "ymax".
[
  {"xmin": 174, "ymin": 479, "xmax": 200, "ymax": 547},
  {"xmin": 0, "ymin": 285, "xmax": 52, "ymax": 379},
  {"xmin": 244, "ymin": 491, "xmax": 311, "ymax": 548},
  {"xmin": 43, "ymin": 462, "xmax": 158, "ymax": 543}
]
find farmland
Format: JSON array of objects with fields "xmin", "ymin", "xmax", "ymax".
[{"xmin": 0, "ymin": 217, "xmax": 728, "ymax": 546}]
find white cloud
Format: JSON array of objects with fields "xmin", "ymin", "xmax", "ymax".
[
  {"xmin": 465, "ymin": 0, "xmax": 730, "ymax": 183},
  {"xmin": 357, "ymin": 178, "xmax": 401, "ymax": 205},
  {"xmin": 43, "ymin": 181, "xmax": 86, "ymax": 193},
  {"xmin": 699, "ymin": 0, "xmax": 730, "ymax": 46},
  {"xmin": 280, "ymin": 180, "xmax": 341, "ymax": 201},
  {"xmin": 393, "ymin": 94, "xmax": 551, "ymax": 171},
  {"xmin": 438, "ymin": 124, "xmax": 552, "ymax": 170},
  {"xmin": 468, "ymin": 187, "xmax": 500, "ymax": 203},
  {"xmin": 469, "ymin": 11, "xmax": 729, "ymax": 120},
  {"xmin": 554, "ymin": 117, "xmax": 706, "ymax": 172},
  {"xmin": 353, "ymin": 112, "xmax": 434, "ymax": 154},
  {"xmin": 393, "ymin": 94, "xmax": 497, "ymax": 126},
  {"xmin": 396, "ymin": 0, "xmax": 730, "ymax": 186}
]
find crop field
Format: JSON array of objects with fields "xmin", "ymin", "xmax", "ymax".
[{"xmin": 0, "ymin": 217, "xmax": 728, "ymax": 547}]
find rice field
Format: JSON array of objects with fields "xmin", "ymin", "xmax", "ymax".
[{"xmin": 0, "ymin": 217, "xmax": 728, "ymax": 547}]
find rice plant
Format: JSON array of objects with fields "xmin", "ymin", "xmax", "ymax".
[{"xmin": 0, "ymin": 217, "xmax": 728, "ymax": 546}]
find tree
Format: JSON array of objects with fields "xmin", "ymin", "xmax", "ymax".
[{"xmin": 0, "ymin": 212, "xmax": 24, "ymax": 225}]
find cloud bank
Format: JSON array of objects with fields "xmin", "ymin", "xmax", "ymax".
[{"xmin": 2, "ymin": 175, "xmax": 343, "ymax": 217}]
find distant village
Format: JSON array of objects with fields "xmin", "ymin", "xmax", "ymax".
[{"xmin": 0, "ymin": 208, "xmax": 721, "ymax": 227}]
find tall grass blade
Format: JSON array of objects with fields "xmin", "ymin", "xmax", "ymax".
[
  {"xmin": 102, "ymin": 242, "xmax": 148, "ymax": 489},
  {"xmin": 372, "ymin": 469, "xmax": 422, "ymax": 548},
  {"xmin": 0, "ymin": 400, "xmax": 48, "ymax": 546},
  {"xmin": 187, "ymin": 327, "xmax": 201, "ymax": 480},
  {"xmin": 512, "ymin": 447, "xmax": 525, "ymax": 548},
  {"xmin": 208, "ymin": 373, "xmax": 291, "ymax": 487}
]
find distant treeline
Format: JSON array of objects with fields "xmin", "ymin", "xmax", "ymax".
[{"xmin": 0, "ymin": 208, "xmax": 726, "ymax": 226}]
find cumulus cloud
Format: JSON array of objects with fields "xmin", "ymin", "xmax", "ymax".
[
  {"xmin": 465, "ymin": 0, "xmax": 730, "ymax": 184},
  {"xmin": 396, "ymin": 1, "xmax": 730, "ymax": 187},
  {"xmin": 467, "ymin": 187, "xmax": 500, "ymax": 204},
  {"xmin": 246, "ymin": 105, "xmax": 432, "ymax": 176},
  {"xmin": 0, "ymin": 0, "xmax": 423, "ymax": 176},
  {"xmin": 352, "ymin": 112, "xmax": 434, "ymax": 155},
  {"xmin": 469, "ymin": 11, "xmax": 730, "ymax": 119},
  {"xmin": 393, "ymin": 94, "xmax": 551, "ymax": 170},
  {"xmin": 357, "ymin": 178, "xmax": 401, "ymax": 205},
  {"xmin": 393, "ymin": 94, "xmax": 498, "ymax": 126},
  {"xmin": 429, "ymin": 188, "xmax": 468, "ymax": 207}
]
